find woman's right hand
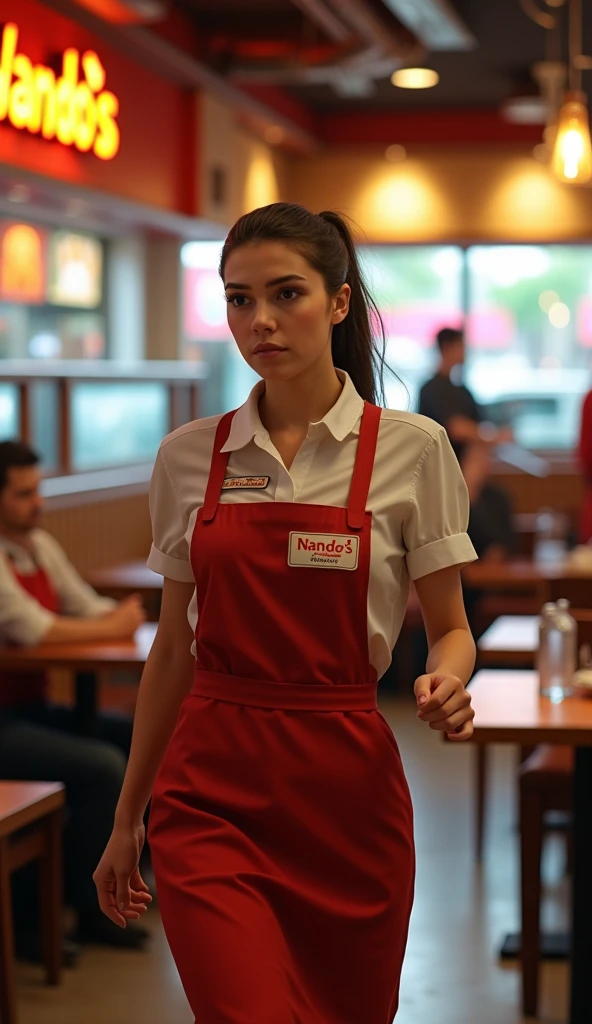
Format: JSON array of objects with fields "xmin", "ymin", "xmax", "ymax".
[
  {"xmin": 93, "ymin": 823, "xmax": 152, "ymax": 928},
  {"xmin": 105, "ymin": 595, "xmax": 147, "ymax": 638}
]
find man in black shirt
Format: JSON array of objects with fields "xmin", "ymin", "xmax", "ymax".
[{"xmin": 418, "ymin": 327, "xmax": 512, "ymax": 460}]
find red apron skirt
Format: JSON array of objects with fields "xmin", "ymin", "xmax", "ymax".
[{"xmin": 149, "ymin": 402, "xmax": 415, "ymax": 1023}]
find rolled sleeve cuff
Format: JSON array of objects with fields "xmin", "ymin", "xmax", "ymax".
[
  {"xmin": 147, "ymin": 544, "xmax": 195, "ymax": 583},
  {"xmin": 405, "ymin": 533, "xmax": 478, "ymax": 581}
]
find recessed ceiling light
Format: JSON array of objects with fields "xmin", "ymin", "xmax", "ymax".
[{"xmin": 391, "ymin": 68, "xmax": 439, "ymax": 90}]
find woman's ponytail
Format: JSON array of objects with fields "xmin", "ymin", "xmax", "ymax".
[{"xmin": 318, "ymin": 211, "xmax": 387, "ymax": 405}]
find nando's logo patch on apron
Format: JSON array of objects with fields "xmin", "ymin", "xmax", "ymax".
[
  {"xmin": 222, "ymin": 476, "xmax": 270, "ymax": 490},
  {"xmin": 288, "ymin": 532, "xmax": 359, "ymax": 570}
]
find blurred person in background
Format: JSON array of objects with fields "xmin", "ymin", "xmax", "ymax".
[
  {"xmin": 461, "ymin": 439, "xmax": 516, "ymax": 639},
  {"xmin": 578, "ymin": 386, "xmax": 592, "ymax": 542},
  {"xmin": 418, "ymin": 326, "xmax": 513, "ymax": 461},
  {"xmin": 0, "ymin": 440, "xmax": 149, "ymax": 957},
  {"xmin": 462, "ymin": 440, "xmax": 515, "ymax": 563}
]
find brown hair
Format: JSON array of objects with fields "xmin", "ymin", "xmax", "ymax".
[{"xmin": 219, "ymin": 202, "xmax": 388, "ymax": 405}]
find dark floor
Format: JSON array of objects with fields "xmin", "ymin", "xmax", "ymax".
[{"xmin": 15, "ymin": 696, "xmax": 569, "ymax": 1023}]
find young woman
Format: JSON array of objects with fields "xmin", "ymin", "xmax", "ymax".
[{"xmin": 94, "ymin": 202, "xmax": 477, "ymax": 1023}]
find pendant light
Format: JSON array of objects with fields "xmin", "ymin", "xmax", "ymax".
[{"xmin": 551, "ymin": 0, "xmax": 592, "ymax": 183}]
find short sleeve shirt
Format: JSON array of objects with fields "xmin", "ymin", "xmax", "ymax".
[
  {"xmin": 147, "ymin": 370, "xmax": 478, "ymax": 680},
  {"xmin": 0, "ymin": 530, "xmax": 116, "ymax": 647},
  {"xmin": 418, "ymin": 373, "xmax": 482, "ymax": 459}
]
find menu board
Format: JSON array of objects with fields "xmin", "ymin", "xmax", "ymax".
[
  {"xmin": 47, "ymin": 232, "xmax": 103, "ymax": 309},
  {"xmin": 0, "ymin": 222, "xmax": 48, "ymax": 304}
]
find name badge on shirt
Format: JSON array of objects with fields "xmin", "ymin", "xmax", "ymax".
[
  {"xmin": 222, "ymin": 476, "xmax": 270, "ymax": 490},
  {"xmin": 288, "ymin": 532, "xmax": 359, "ymax": 570}
]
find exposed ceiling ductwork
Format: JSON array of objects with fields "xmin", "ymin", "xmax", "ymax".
[
  {"xmin": 231, "ymin": 0, "xmax": 422, "ymax": 97},
  {"xmin": 229, "ymin": 0, "xmax": 476, "ymax": 96},
  {"xmin": 380, "ymin": 0, "xmax": 477, "ymax": 51}
]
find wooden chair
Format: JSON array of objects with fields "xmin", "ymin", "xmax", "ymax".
[
  {"xmin": 0, "ymin": 782, "xmax": 65, "ymax": 1024},
  {"xmin": 475, "ymin": 610, "xmax": 592, "ymax": 861},
  {"xmin": 519, "ymin": 744, "xmax": 573, "ymax": 1018},
  {"xmin": 517, "ymin": 613, "xmax": 592, "ymax": 1017}
]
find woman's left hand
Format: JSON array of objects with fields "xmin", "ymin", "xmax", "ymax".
[{"xmin": 413, "ymin": 673, "xmax": 474, "ymax": 742}]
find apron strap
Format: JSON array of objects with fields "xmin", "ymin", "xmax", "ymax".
[
  {"xmin": 201, "ymin": 411, "xmax": 235, "ymax": 523},
  {"xmin": 347, "ymin": 402, "xmax": 382, "ymax": 530}
]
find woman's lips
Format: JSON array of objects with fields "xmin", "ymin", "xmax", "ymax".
[{"xmin": 253, "ymin": 346, "xmax": 287, "ymax": 359}]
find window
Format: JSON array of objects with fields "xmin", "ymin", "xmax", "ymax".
[
  {"xmin": 181, "ymin": 241, "xmax": 591, "ymax": 450},
  {"xmin": 0, "ymin": 220, "xmax": 106, "ymax": 360},
  {"xmin": 466, "ymin": 246, "xmax": 591, "ymax": 449},
  {"xmin": 361, "ymin": 244, "xmax": 591, "ymax": 450},
  {"xmin": 71, "ymin": 383, "xmax": 169, "ymax": 470},
  {"xmin": 181, "ymin": 240, "xmax": 258, "ymax": 416},
  {"xmin": 360, "ymin": 246, "xmax": 463, "ymax": 410}
]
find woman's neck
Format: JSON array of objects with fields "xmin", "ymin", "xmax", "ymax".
[{"xmin": 258, "ymin": 364, "xmax": 343, "ymax": 435}]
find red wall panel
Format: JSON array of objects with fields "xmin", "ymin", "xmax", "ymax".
[{"xmin": 0, "ymin": 0, "xmax": 195, "ymax": 213}]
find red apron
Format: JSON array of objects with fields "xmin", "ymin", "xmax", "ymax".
[
  {"xmin": 0, "ymin": 556, "xmax": 59, "ymax": 707},
  {"xmin": 148, "ymin": 401, "xmax": 415, "ymax": 1024}
]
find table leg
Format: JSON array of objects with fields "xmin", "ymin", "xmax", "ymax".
[
  {"xmin": 569, "ymin": 747, "xmax": 592, "ymax": 1023},
  {"xmin": 74, "ymin": 671, "xmax": 99, "ymax": 737}
]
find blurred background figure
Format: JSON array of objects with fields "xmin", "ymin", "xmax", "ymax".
[
  {"xmin": 0, "ymin": 440, "xmax": 148, "ymax": 958},
  {"xmin": 578, "ymin": 384, "xmax": 592, "ymax": 543},
  {"xmin": 418, "ymin": 327, "xmax": 514, "ymax": 460},
  {"xmin": 462, "ymin": 440, "xmax": 516, "ymax": 563}
]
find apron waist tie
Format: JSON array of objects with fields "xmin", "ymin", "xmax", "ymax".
[{"xmin": 192, "ymin": 669, "xmax": 378, "ymax": 711}]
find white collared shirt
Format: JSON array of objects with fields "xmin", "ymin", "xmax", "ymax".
[
  {"xmin": 147, "ymin": 370, "xmax": 477, "ymax": 679},
  {"xmin": 0, "ymin": 531, "xmax": 116, "ymax": 647}
]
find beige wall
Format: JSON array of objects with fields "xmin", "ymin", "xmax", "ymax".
[
  {"xmin": 44, "ymin": 493, "xmax": 152, "ymax": 575},
  {"xmin": 199, "ymin": 91, "xmax": 288, "ymax": 228},
  {"xmin": 286, "ymin": 144, "xmax": 592, "ymax": 243}
]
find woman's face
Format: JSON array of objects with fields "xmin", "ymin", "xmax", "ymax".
[{"xmin": 223, "ymin": 241, "xmax": 350, "ymax": 382}]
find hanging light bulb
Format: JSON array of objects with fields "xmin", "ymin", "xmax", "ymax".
[
  {"xmin": 551, "ymin": 90, "xmax": 592, "ymax": 182},
  {"xmin": 549, "ymin": 0, "xmax": 592, "ymax": 183}
]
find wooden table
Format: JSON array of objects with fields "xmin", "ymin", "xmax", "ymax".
[
  {"xmin": 478, "ymin": 615, "xmax": 539, "ymax": 666},
  {"xmin": 468, "ymin": 669, "xmax": 592, "ymax": 1023},
  {"xmin": 86, "ymin": 562, "xmax": 163, "ymax": 620},
  {"xmin": 0, "ymin": 781, "xmax": 65, "ymax": 1024},
  {"xmin": 0, "ymin": 624, "xmax": 157, "ymax": 735},
  {"xmin": 478, "ymin": 610, "xmax": 592, "ymax": 667},
  {"xmin": 463, "ymin": 557, "xmax": 592, "ymax": 599}
]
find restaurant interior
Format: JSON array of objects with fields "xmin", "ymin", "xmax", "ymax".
[{"xmin": 1, "ymin": 0, "xmax": 592, "ymax": 1021}]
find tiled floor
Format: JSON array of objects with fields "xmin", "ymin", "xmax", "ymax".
[{"xmin": 15, "ymin": 696, "xmax": 569, "ymax": 1023}]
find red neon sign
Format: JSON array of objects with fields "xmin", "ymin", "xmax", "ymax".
[{"xmin": 0, "ymin": 23, "xmax": 120, "ymax": 161}]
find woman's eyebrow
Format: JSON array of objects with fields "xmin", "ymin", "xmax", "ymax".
[{"xmin": 224, "ymin": 274, "xmax": 307, "ymax": 290}]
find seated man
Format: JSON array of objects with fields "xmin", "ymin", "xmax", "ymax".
[{"xmin": 0, "ymin": 440, "xmax": 147, "ymax": 955}]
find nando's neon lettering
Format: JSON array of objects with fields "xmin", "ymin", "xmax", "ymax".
[{"xmin": 0, "ymin": 23, "xmax": 120, "ymax": 160}]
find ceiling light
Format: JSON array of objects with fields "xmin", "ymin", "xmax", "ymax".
[
  {"xmin": 391, "ymin": 68, "xmax": 439, "ymax": 90},
  {"xmin": 385, "ymin": 144, "xmax": 406, "ymax": 164},
  {"xmin": 551, "ymin": 90, "xmax": 592, "ymax": 183}
]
